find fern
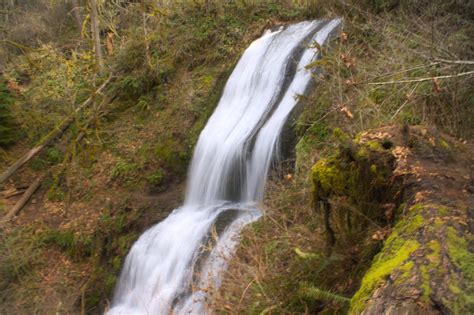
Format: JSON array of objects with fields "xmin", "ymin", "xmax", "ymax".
[{"xmin": 299, "ymin": 282, "xmax": 350, "ymax": 306}]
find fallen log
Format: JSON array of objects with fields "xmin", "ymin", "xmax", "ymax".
[
  {"xmin": 0, "ymin": 76, "xmax": 113, "ymax": 185},
  {"xmin": 0, "ymin": 175, "xmax": 44, "ymax": 227}
]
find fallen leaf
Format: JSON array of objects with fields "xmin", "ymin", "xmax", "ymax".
[
  {"xmin": 340, "ymin": 106, "xmax": 354, "ymax": 119},
  {"xmin": 340, "ymin": 32, "xmax": 348, "ymax": 41}
]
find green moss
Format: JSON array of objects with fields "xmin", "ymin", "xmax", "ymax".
[
  {"xmin": 370, "ymin": 164, "xmax": 377, "ymax": 174},
  {"xmin": 439, "ymin": 139, "xmax": 450, "ymax": 150},
  {"xmin": 367, "ymin": 140, "xmax": 383, "ymax": 152},
  {"xmin": 420, "ymin": 264, "xmax": 431, "ymax": 300},
  {"xmin": 356, "ymin": 146, "xmax": 369, "ymax": 159},
  {"xmin": 397, "ymin": 213, "xmax": 424, "ymax": 235},
  {"xmin": 350, "ymin": 239, "xmax": 420, "ymax": 314},
  {"xmin": 395, "ymin": 260, "xmax": 414, "ymax": 285},
  {"xmin": 446, "ymin": 227, "xmax": 474, "ymax": 275},
  {"xmin": 312, "ymin": 158, "xmax": 346, "ymax": 197},
  {"xmin": 427, "ymin": 240, "xmax": 441, "ymax": 266},
  {"xmin": 446, "ymin": 227, "xmax": 474, "ymax": 312},
  {"xmin": 333, "ymin": 128, "xmax": 350, "ymax": 143},
  {"xmin": 409, "ymin": 203, "xmax": 425, "ymax": 213}
]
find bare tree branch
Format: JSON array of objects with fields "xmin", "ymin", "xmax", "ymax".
[{"xmin": 368, "ymin": 70, "xmax": 474, "ymax": 85}]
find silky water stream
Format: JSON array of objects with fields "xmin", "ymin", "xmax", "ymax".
[{"xmin": 108, "ymin": 19, "xmax": 341, "ymax": 315}]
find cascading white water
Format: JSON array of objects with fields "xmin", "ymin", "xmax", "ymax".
[{"xmin": 107, "ymin": 19, "xmax": 341, "ymax": 315}]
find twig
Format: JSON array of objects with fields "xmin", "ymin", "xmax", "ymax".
[
  {"xmin": 368, "ymin": 70, "xmax": 474, "ymax": 85},
  {"xmin": 0, "ymin": 189, "xmax": 26, "ymax": 199},
  {"xmin": 260, "ymin": 304, "xmax": 281, "ymax": 315},
  {"xmin": 435, "ymin": 58, "xmax": 474, "ymax": 65},
  {"xmin": 390, "ymin": 83, "xmax": 419, "ymax": 121},
  {"xmin": 354, "ymin": 62, "xmax": 440, "ymax": 85},
  {"xmin": 237, "ymin": 278, "xmax": 256, "ymax": 310},
  {"xmin": 0, "ymin": 39, "xmax": 35, "ymax": 52}
]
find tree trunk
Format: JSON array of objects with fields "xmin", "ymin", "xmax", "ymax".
[
  {"xmin": 71, "ymin": 0, "xmax": 83, "ymax": 33},
  {"xmin": 143, "ymin": 12, "xmax": 151, "ymax": 68},
  {"xmin": 90, "ymin": 0, "xmax": 104, "ymax": 72},
  {"xmin": 348, "ymin": 126, "xmax": 474, "ymax": 314}
]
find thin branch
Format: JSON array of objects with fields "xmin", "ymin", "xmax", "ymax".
[
  {"xmin": 391, "ymin": 83, "xmax": 420, "ymax": 121},
  {"xmin": 368, "ymin": 70, "xmax": 474, "ymax": 86},
  {"xmin": 435, "ymin": 58, "xmax": 474, "ymax": 65},
  {"xmin": 0, "ymin": 39, "xmax": 35, "ymax": 52},
  {"xmin": 353, "ymin": 62, "xmax": 441, "ymax": 85}
]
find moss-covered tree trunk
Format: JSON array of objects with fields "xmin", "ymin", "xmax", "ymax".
[{"xmin": 312, "ymin": 126, "xmax": 473, "ymax": 314}]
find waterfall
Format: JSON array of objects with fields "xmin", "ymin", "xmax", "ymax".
[{"xmin": 107, "ymin": 19, "xmax": 341, "ymax": 315}]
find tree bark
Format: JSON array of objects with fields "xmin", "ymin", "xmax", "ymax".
[
  {"xmin": 348, "ymin": 126, "xmax": 474, "ymax": 314},
  {"xmin": 71, "ymin": 0, "xmax": 83, "ymax": 33},
  {"xmin": 90, "ymin": 0, "xmax": 104, "ymax": 72}
]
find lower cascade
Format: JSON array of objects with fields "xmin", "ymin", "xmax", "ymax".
[{"xmin": 107, "ymin": 19, "xmax": 341, "ymax": 315}]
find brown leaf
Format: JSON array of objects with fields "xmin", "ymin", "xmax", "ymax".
[
  {"xmin": 432, "ymin": 78, "xmax": 441, "ymax": 93},
  {"xmin": 340, "ymin": 32, "xmax": 348, "ymax": 41},
  {"xmin": 340, "ymin": 106, "xmax": 354, "ymax": 119},
  {"xmin": 382, "ymin": 203, "xmax": 395, "ymax": 220},
  {"xmin": 345, "ymin": 79, "xmax": 355, "ymax": 86}
]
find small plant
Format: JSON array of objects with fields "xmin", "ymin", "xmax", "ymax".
[
  {"xmin": 146, "ymin": 169, "xmax": 164, "ymax": 185},
  {"xmin": 136, "ymin": 95, "xmax": 152, "ymax": 111},
  {"xmin": 111, "ymin": 158, "xmax": 139, "ymax": 181}
]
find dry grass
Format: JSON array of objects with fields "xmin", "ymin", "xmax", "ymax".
[{"xmin": 209, "ymin": 175, "xmax": 356, "ymax": 314}]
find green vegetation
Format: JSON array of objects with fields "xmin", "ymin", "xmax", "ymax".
[
  {"xmin": 0, "ymin": 79, "xmax": 18, "ymax": 147},
  {"xmin": 350, "ymin": 233, "xmax": 420, "ymax": 313},
  {"xmin": 0, "ymin": 0, "xmax": 472, "ymax": 314},
  {"xmin": 446, "ymin": 227, "xmax": 474, "ymax": 312}
]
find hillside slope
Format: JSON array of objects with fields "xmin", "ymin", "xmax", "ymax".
[{"xmin": 0, "ymin": 1, "xmax": 472, "ymax": 314}]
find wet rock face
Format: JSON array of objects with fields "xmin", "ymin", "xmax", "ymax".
[{"xmin": 311, "ymin": 125, "xmax": 474, "ymax": 314}]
